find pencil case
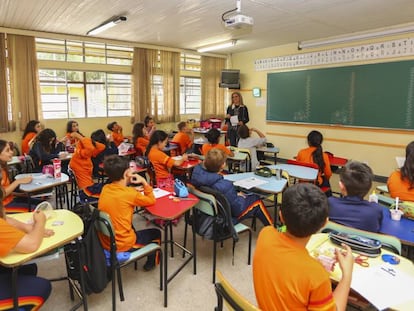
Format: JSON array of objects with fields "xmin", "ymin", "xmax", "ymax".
[{"xmin": 328, "ymin": 230, "xmax": 382, "ymax": 257}]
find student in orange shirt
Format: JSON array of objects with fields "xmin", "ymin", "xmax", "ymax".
[
  {"xmin": 0, "ymin": 186, "xmax": 54, "ymax": 310},
  {"xmin": 132, "ymin": 122, "xmax": 149, "ymax": 156},
  {"xmin": 388, "ymin": 141, "xmax": 414, "ymax": 201},
  {"xmin": 69, "ymin": 132, "xmax": 106, "ymax": 201},
  {"xmin": 107, "ymin": 121, "xmax": 125, "ymax": 147},
  {"xmin": 21, "ymin": 120, "xmax": 42, "ymax": 155},
  {"xmin": 201, "ymin": 128, "xmax": 234, "ymax": 157},
  {"xmin": 0, "ymin": 140, "xmax": 35, "ymax": 213},
  {"xmin": 146, "ymin": 130, "xmax": 187, "ymax": 187},
  {"xmin": 253, "ymin": 183, "xmax": 353, "ymax": 311},
  {"xmin": 171, "ymin": 121, "xmax": 194, "ymax": 154},
  {"xmin": 296, "ymin": 130, "xmax": 332, "ymax": 195},
  {"xmin": 98, "ymin": 155, "xmax": 161, "ymax": 271}
]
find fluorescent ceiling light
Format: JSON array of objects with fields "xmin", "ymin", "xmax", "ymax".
[
  {"xmin": 87, "ymin": 16, "xmax": 127, "ymax": 36},
  {"xmin": 298, "ymin": 24, "xmax": 414, "ymax": 49},
  {"xmin": 197, "ymin": 40, "xmax": 237, "ymax": 53}
]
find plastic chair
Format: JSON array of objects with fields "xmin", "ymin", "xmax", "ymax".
[
  {"xmin": 320, "ymin": 221, "xmax": 401, "ymax": 255},
  {"xmin": 186, "ymin": 184, "xmax": 252, "ymax": 283},
  {"xmin": 214, "ymin": 270, "xmax": 260, "ymax": 311},
  {"xmin": 95, "ymin": 210, "xmax": 163, "ymax": 311}
]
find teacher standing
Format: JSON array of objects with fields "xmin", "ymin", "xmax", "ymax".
[{"xmin": 225, "ymin": 92, "xmax": 249, "ymax": 147}]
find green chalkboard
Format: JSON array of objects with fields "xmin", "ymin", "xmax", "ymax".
[{"xmin": 266, "ymin": 60, "xmax": 414, "ymax": 130}]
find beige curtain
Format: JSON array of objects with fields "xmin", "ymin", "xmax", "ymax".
[
  {"xmin": 158, "ymin": 50, "xmax": 180, "ymax": 123},
  {"xmin": 201, "ymin": 56, "xmax": 225, "ymax": 119},
  {"xmin": 131, "ymin": 48, "xmax": 180, "ymax": 124},
  {"xmin": 131, "ymin": 47, "xmax": 155, "ymax": 123},
  {"xmin": 0, "ymin": 33, "xmax": 10, "ymax": 132},
  {"xmin": 7, "ymin": 34, "xmax": 40, "ymax": 130}
]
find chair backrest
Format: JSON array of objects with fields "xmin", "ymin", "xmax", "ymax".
[
  {"xmin": 214, "ymin": 270, "xmax": 260, "ymax": 311},
  {"xmin": 320, "ymin": 221, "xmax": 402, "ymax": 255},
  {"xmin": 146, "ymin": 161, "xmax": 157, "ymax": 187},
  {"xmin": 187, "ymin": 184, "xmax": 216, "ymax": 216},
  {"xmin": 95, "ymin": 210, "xmax": 118, "ymax": 255}
]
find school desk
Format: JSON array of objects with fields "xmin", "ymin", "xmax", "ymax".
[
  {"xmin": 16, "ymin": 173, "xmax": 70, "ymax": 210},
  {"xmin": 224, "ymin": 172, "xmax": 287, "ymax": 225},
  {"xmin": 307, "ymin": 233, "xmax": 414, "ymax": 310},
  {"xmin": 256, "ymin": 146, "xmax": 280, "ymax": 165},
  {"xmin": 145, "ymin": 192, "xmax": 199, "ymax": 307},
  {"xmin": 0, "ymin": 210, "xmax": 85, "ymax": 311},
  {"xmin": 380, "ymin": 207, "xmax": 414, "ymax": 246},
  {"xmin": 267, "ymin": 163, "xmax": 318, "ymax": 182}
]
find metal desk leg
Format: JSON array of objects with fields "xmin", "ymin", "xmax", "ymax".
[
  {"xmin": 12, "ymin": 267, "xmax": 18, "ymax": 311},
  {"xmin": 163, "ymin": 223, "xmax": 168, "ymax": 307}
]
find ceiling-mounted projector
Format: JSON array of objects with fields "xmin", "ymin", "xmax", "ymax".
[{"xmin": 224, "ymin": 14, "xmax": 254, "ymax": 29}]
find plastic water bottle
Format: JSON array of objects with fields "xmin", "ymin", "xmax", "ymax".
[{"xmin": 368, "ymin": 190, "xmax": 378, "ymax": 203}]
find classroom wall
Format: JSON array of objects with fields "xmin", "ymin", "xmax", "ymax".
[{"xmin": 231, "ymin": 36, "xmax": 414, "ymax": 178}]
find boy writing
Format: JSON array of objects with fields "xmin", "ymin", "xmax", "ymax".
[
  {"xmin": 253, "ymin": 183, "xmax": 354, "ymax": 311},
  {"xmin": 98, "ymin": 155, "xmax": 161, "ymax": 271},
  {"xmin": 328, "ymin": 161, "xmax": 383, "ymax": 232}
]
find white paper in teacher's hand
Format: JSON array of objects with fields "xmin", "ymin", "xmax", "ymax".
[{"xmin": 230, "ymin": 115, "xmax": 239, "ymax": 126}]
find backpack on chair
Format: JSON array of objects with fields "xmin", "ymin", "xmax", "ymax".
[{"xmin": 65, "ymin": 204, "xmax": 110, "ymax": 294}]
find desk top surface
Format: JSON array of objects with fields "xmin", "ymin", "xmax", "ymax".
[
  {"xmin": 224, "ymin": 172, "xmax": 287, "ymax": 194},
  {"xmin": 268, "ymin": 163, "xmax": 318, "ymax": 181},
  {"xmin": 145, "ymin": 192, "xmax": 199, "ymax": 220},
  {"xmin": 380, "ymin": 207, "xmax": 414, "ymax": 245},
  {"xmin": 17, "ymin": 173, "xmax": 69, "ymax": 192},
  {"xmin": 0, "ymin": 209, "xmax": 83, "ymax": 267},
  {"xmin": 256, "ymin": 146, "xmax": 280, "ymax": 153},
  {"xmin": 307, "ymin": 233, "xmax": 414, "ymax": 310}
]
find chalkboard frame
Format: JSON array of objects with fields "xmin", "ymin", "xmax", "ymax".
[{"xmin": 266, "ymin": 60, "xmax": 414, "ymax": 130}]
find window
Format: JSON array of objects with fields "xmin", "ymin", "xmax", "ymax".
[
  {"xmin": 39, "ymin": 69, "xmax": 131, "ymax": 119},
  {"xmin": 36, "ymin": 38, "xmax": 132, "ymax": 119},
  {"xmin": 180, "ymin": 77, "xmax": 201, "ymax": 114},
  {"xmin": 181, "ymin": 53, "xmax": 201, "ymax": 71}
]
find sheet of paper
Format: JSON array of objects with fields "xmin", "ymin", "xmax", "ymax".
[
  {"xmin": 351, "ymin": 264, "xmax": 414, "ymax": 310},
  {"xmin": 230, "ymin": 115, "xmax": 239, "ymax": 126},
  {"xmin": 233, "ymin": 177, "xmax": 269, "ymax": 190},
  {"xmin": 153, "ymin": 188, "xmax": 171, "ymax": 199}
]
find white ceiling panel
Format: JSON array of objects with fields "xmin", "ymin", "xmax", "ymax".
[{"xmin": 0, "ymin": 0, "xmax": 413, "ymax": 53}]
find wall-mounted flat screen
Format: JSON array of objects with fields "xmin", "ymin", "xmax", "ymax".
[{"xmin": 219, "ymin": 69, "xmax": 240, "ymax": 89}]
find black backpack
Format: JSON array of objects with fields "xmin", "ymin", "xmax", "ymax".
[
  {"xmin": 194, "ymin": 186, "xmax": 238, "ymax": 243},
  {"xmin": 65, "ymin": 204, "xmax": 110, "ymax": 294}
]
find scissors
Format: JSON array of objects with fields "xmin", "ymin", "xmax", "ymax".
[{"xmin": 355, "ymin": 254, "xmax": 369, "ymax": 267}]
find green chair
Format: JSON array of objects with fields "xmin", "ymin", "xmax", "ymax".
[
  {"xmin": 320, "ymin": 221, "xmax": 401, "ymax": 255},
  {"xmin": 95, "ymin": 210, "xmax": 163, "ymax": 311},
  {"xmin": 186, "ymin": 184, "xmax": 252, "ymax": 283},
  {"xmin": 214, "ymin": 270, "xmax": 260, "ymax": 311}
]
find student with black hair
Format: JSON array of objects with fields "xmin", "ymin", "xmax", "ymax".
[
  {"xmin": 253, "ymin": 183, "xmax": 353, "ymax": 311},
  {"xmin": 90, "ymin": 129, "xmax": 118, "ymax": 178},
  {"xmin": 328, "ymin": 161, "xmax": 383, "ymax": 232},
  {"xmin": 21, "ymin": 120, "xmax": 42, "ymax": 155},
  {"xmin": 107, "ymin": 121, "xmax": 125, "ymax": 147},
  {"xmin": 296, "ymin": 130, "xmax": 332, "ymax": 195},
  {"xmin": 144, "ymin": 116, "xmax": 156, "ymax": 138},
  {"xmin": 388, "ymin": 141, "xmax": 414, "ymax": 201},
  {"xmin": 29, "ymin": 128, "xmax": 64, "ymax": 172},
  {"xmin": 201, "ymin": 128, "xmax": 234, "ymax": 157},
  {"xmin": 98, "ymin": 155, "xmax": 161, "ymax": 271}
]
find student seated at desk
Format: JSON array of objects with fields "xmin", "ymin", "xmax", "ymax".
[
  {"xmin": 98, "ymin": 155, "xmax": 161, "ymax": 271},
  {"xmin": 0, "ymin": 187, "xmax": 54, "ymax": 310},
  {"xmin": 107, "ymin": 121, "xmax": 127, "ymax": 147},
  {"xmin": 64, "ymin": 120, "xmax": 83, "ymax": 149},
  {"xmin": 253, "ymin": 183, "xmax": 353, "ymax": 311},
  {"xmin": 237, "ymin": 125, "xmax": 266, "ymax": 170},
  {"xmin": 328, "ymin": 161, "xmax": 383, "ymax": 232},
  {"xmin": 29, "ymin": 128, "xmax": 65, "ymax": 173},
  {"xmin": 146, "ymin": 130, "xmax": 188, "ymax": 187},
  {"xmin": 0, "ymin": 140, "xmax": 37, "ymax": 213},
  {"xmin": 296, "ymin": 130, "xmax": 332, "ymax": 196},
  {"xmin": 21, "ymin": 120, "xmax": 42, "ymax": 155},
  {"xmin": 69, "ymin": 132, "xmax": 106, "ymax": 201},
  {"xmin": 90, "ymin": 129, "xmax": 118, "ymax": 179},
  {"xmin": 190, "ymin": 148, "xmax": 272, "ymax": 226},
  {"xmin": 132, "ymin": 122, "xmax": 149, "ymax": 156},
  {"xmin": 144, "ymin": 115, "xmax": 156, "ymax": 138},
  {"xmin": 201, "ymin": 128, "xmax": 234, "ymax": 157},
  {"xmin": 387, "ymin": 141, "xmax": 414, "ymax": 201},
  {"xmin": 171, "ymin": 121, "xmax": 194, "ymax": 154}
]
